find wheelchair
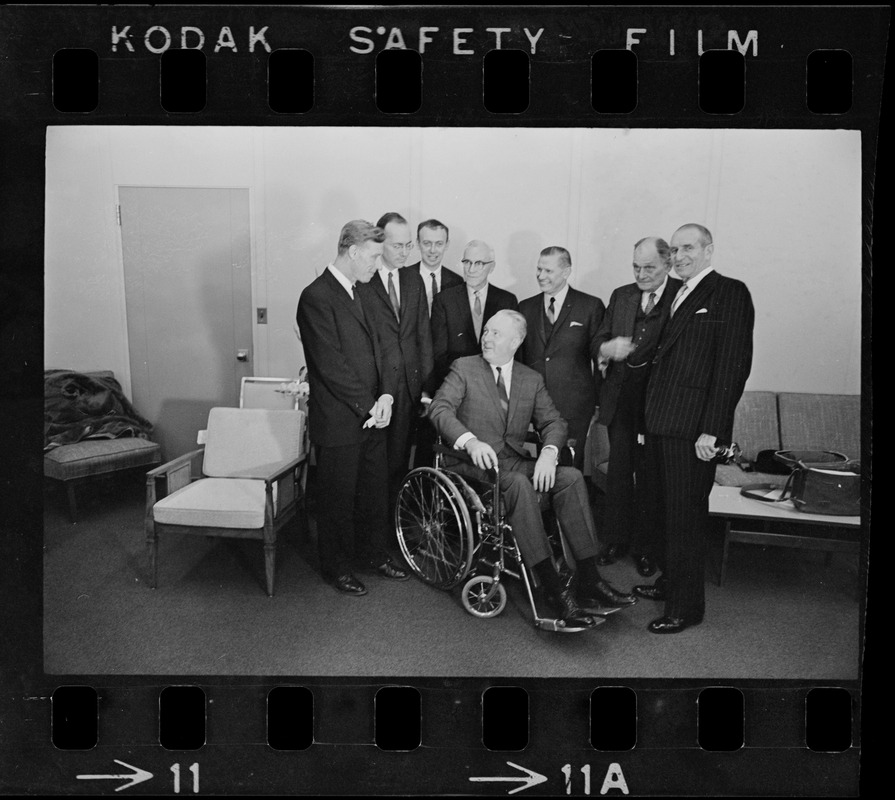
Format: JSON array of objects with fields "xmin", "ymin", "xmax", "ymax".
[{"xmin": 394, "ymin": 442, "xmax": 591, "ymax": 633}]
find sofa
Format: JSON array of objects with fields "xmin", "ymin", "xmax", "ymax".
[{"xmin": 588, "ymin": 391, "xmax": 861, "ymax": 491}]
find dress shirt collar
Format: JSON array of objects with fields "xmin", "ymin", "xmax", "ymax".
[
  {"xmin": 641, "ymin": 274, "xmax": 670, "ymax": 309},
  {"xmin": 467, "ymin": 282, "xmax": 489, "ymax": 305},
  {"xmin": 489, "ymin": 358, "xmax": 514, "ymax": 395},
  {"xmin": 544, "ymin": 283, "xmax": 570, "ymax": 313},
  {"xmin": 327, "ymin": 263, "xmax": 356, "ymax": 298}
]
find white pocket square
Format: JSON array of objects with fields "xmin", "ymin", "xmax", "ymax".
[
  {"xmin": 695, "ymin": 308, "xmax": 709, "ymax": 314},
  {"xmin": 569, "ymin": 321, "xmax": 583, "ymax": 327}
]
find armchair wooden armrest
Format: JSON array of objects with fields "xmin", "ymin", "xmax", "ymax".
[{"xmin": 146, "ymin": 448, "xmax": 204, "ymax": 504}]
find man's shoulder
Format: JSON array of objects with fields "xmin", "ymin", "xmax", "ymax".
[
  {"xmin": 402, "ymin": 262, "xmax": 421, "ymax": 272},
  {"xmin": 518, "ymin": 293, "xmax": 542, "ymax": 315},
  {"xmin": 489, "ymin": 283, "xmax": 518, "ymax": 304},
  {"xmin": 512, "ymin": 359, "xmax": 545, "ymax": 386},
  {"xmin": 567, "ymin": 286, "xmax": 602, "ymax": 305},
  {"xmin": 299, "ymin": 270, "xmax": 334, "ymax": 302}
]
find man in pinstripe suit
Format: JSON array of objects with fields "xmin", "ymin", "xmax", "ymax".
[{"xmin": 639, "ymin": 224, "xmax": 754, "ymax": 634}]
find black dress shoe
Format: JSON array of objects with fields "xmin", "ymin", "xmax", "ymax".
[
  {"xmin": 634, "ymin": 554, "xmax": 657, "ymax": 577},
  {"xmin": 596, "ymin": 543, "xmax": 627, "ymax": 566},
  {"xmin": 333, "ymin": 573, "xmax": 367, "ymax": 596},
  {"xmin": 647, "ymin": 614, "xmax": 704, "ymax": 634},
  {"xmin": 633, "ymin": 584, "xmax": 666, "ymax": 602},
  {"xmin": 587, "ymin": 579, "xmax": 638, "ymax": 607},
  {"xmin": 374, "ymin": 559, "xmax": 410, "ymax": 581}
]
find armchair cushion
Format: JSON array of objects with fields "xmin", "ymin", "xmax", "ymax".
[
  {"xmin": 202, "ymin": 407, "xmax": 306, "ymax": 478},
  {"xmin": 153, "ymin": 478, "xmax": 277, "ymax": 529}
]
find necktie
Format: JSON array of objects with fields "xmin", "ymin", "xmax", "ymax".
[
  {"xmin": 496, "ymin": 366, "xmax": 509, "ymax": 416},
  {"xmin": 429, "ymin": 272, "xmax": 438, "ymax": 312},
  {"xmin": 670, "ymin": 283, "xmax": 689, "ymax": 316},
  {"xmin": 644, "ymin": 291, "xmax": 656, "ymax": 314},
  {"xmin": 473, "ymin": 291, "xmax": 483, "ymax": 339},
  {"xmin": 546, "ymin": 296, "xmax": 556, "ymax": 330},
  {"xmin": 387, "ymin": 270, "xmax": 401, "ymax": 322}
]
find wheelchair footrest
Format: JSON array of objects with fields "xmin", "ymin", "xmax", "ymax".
[{"xmin": 533, "ymin": 616, "xmax": 592, "ymax": 634}]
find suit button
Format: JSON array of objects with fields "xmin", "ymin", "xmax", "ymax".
[{"xmin": 545, "ymin": 357, "xmax": 550, "ymax": 362}]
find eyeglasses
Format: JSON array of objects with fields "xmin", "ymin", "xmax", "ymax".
[
  {"xmin": 389, "ymin": 242, "xmax": 414, "ymax": 252},
  {"xmin": 461, "ymin": 259, "xmax": 494, "ymax": 270}
]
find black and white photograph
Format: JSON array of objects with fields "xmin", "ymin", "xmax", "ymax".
[
  {"xmin": 1, "ymin": 3, "xmax": 882, "ymax": 796},
  {"xmin": 42, "ymin": 125, "xmax": 862, "ymax": 679}
]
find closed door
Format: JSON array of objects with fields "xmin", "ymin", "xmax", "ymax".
[{"xmin": 120, "ymin": 187, "xmax": 253, "ymax": 459}]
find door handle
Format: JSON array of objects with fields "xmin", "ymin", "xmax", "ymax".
[{"xmin": 236, "ymin": 349, "xmax": 249, "ymax": 362}]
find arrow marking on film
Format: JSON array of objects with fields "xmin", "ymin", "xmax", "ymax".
[
  {"xmin": 76, "ymin": 759, "xmax": 154, "ymax": 792},
  {"xmin": 470, "ymin": 761, "xmax": 548, "ymax": 794}
]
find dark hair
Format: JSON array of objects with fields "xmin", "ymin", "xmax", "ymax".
[
  {"xmin": 674, "ymin": 223, "xmax": 713, "ymax": 246},
  {"xmin": 337, "ymin": 220, "xmax": 385, "ymax": 254},
  {"xmin": 633, "ymin": 236, "xmax": 672, "ymax": 268},
  {"xmin": 417, "ymin": 219, "xmax": 449, "ymax": 240},
  {"xmin": 376, "ymin": 212, "xmax": 408, "ymax": 230},
  {"xmin": 540, "ymin": 245, "xmax": 571, "ymax": 269}
]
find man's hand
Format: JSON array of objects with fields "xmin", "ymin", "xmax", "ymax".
[
  {"xmin": 695, "ymin": 433, "xmax": 718, "ymax": 461},
  {"xmin": 532, "ymin": 448, "xmax": 557, "ymax": 492},
  {"xmin": 364, "ymin": 394, "xmax": 394, "ymax": 428},
  {"xmin": 600, "ymin": 336, "xmax": 637, "ymax": 361},
  {"xmin": 465, "ymin": 438, "xmax": 498, "ymax": 471},
  {"xmin": 418, "ymin": 395, "xmax": 432, "ymax": 418}
]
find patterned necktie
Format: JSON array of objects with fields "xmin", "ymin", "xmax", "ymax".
[
  {"xmin": 546, "ymin": 296, "xmax": 556, "ymax": 331},
  {"xmin": 644, "ymin": 291, "xmax": 656, "ymax": 314},
  {"xmin": 496, "ymin": 366, "xmax": 509, "ymax": 416},
  {"xmin": 473, "ymin": 291, "xmax": 483, "ymax": 339},
  {"xmin": 429, "ymin": 272, "xmax": 438, "ymax": 313},
  {"xmin": 670, "ymin": 283, "xmax": 689, "ymax": 316},
  {"xmin": 387, "ymin": 270, "xmax": 401, "ymax": 322}
]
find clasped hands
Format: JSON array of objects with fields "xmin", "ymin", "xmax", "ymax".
[
  {"xmin": 464, "ymin": 438, "xmax": 557, "ymax": 491},
  {"xmin": 363, "ymin": 394, "xmax": 394, "ymax": 429}
]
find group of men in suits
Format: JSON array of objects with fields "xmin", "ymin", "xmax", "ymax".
[{"xmin": 297, "ymin": 216, "xmax": 753, "ymax": 636}]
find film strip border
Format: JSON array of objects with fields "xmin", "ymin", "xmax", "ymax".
[
  {"xmin": 0, "ymin": 6, "xmax": 888, "ymax": 124},
  {"xmin": 3, "ymin": 681, "xmax": 859, "ymax": 795}
]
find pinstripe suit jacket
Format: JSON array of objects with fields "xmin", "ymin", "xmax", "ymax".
[
  {"xmin": 644, "ymin": 270, "xmax": 754, "ymax": 443},
  {"xmin": 428, "ymin": 355, "xmax": 567, "ymax": 460}
]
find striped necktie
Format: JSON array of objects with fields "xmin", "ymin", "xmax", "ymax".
[
  {"xmin": 670, "ymin": 283, "xmax": 689, "ymax": 316},
  {"xmin": 387, "ymin": 270, "xmax": 401, "ymax": 322},
  {"xmin": 496, "ymin": 366, "xmax": 509, "ymax": 416}
]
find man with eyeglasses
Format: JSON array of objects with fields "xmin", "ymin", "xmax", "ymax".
[
  {"xmin": 428, "ymin": 239, "xmax": 517, "ymax": 396},
  {"xmin": 518, "ymin": 246, "xmax": 605, "ymax": 474},
  {"xmin": 593, "ymin": 237, "xmax": 680, "ymax": 581},
  {"xmin": 356, "ymin": 212, "xmax": 434, "ymax": 527},
  {"xmin": 403, "ymin": 219, "xmax": 464, "ymax": 314}
]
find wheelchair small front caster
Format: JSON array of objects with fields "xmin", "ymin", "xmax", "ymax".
[{"xmin": 461, "ymin": 575, "xmax": 507, "ymax": 618}]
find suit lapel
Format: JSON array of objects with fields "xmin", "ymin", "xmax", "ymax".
[
  {"xmin": 549, "ymin": 292, "xmax": 574, "ymax": 342},
  {"xmin": 619, "ymin": 286, "xmax": 640, "ymax": 336},
  {"xmin": 478, "ymin": 357, "xmax": 504, "ymax": 419},
  {"xmin": 658, "ymin": 271, "xmax": 718, "ymax": 354},
  {"xmin": 324, "ymin": 270, "xmax": 373, "ymax": 338}
]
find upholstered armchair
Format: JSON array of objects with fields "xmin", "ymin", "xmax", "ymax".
[{"xmin": 145, "ymin": 407, "xmax": 308, "ymax": 596}]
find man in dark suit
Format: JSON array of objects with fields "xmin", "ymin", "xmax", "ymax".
[
  {"xmin": 428, "ymin": 240, "xmax": 518, "ymax": 396},
  {"xmin": 357, "ymin": 212, "xmax": 434, "ymax": 508},
  {"xmin": 429, "ymin": 309, "xmax": 637, "ymax": 629},
  {"xmin": 638, "ymin": 224, "xmax": 754, "ymax": 634},
  {"xmin": 594, "ymin": 237, "xmax": 681, "ymax": 578},
  {"xmin": 403, "ymin": 219, "xmax": 464, "ymax": 314},
  {"xmin": 519, "ymin": 246, "xmax": 604, "ymax": 472},
  {"xmin": 296, "ymin": 220, "xmax": 409, "ymax": 596}
]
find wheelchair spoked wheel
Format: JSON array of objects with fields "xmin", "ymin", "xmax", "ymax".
[
  {"xmin": 460, "ymin": 575, "xmax": 507, "ymax": 618},
  {"xmin": 395, "ymin": 468, "xmax": 475, "ymax": 590}
]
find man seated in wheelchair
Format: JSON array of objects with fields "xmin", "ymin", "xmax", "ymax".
[{"xmin": 428, "ymin": 309, "xmax": 637, "ymax": 629}]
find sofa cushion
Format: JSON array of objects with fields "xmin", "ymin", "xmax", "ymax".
[
  {"xmin": 730, "ymin": 391, "xmax": 781, "ymax": 460},
  {"xmin": 153, "ymin": 478, "xmax": 278, "ymax": 529},
  {"xmin": 778, "ymin": 393, "xmax": 860, "ymax": 460},
  {"xmin": 44, "ymin": 437, "xmax": 161, "ymax": 481}
]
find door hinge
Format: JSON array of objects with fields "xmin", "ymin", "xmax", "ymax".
[{"xmin": 116, "ymin": 205, "xmax": 121, "ymax": 226}]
